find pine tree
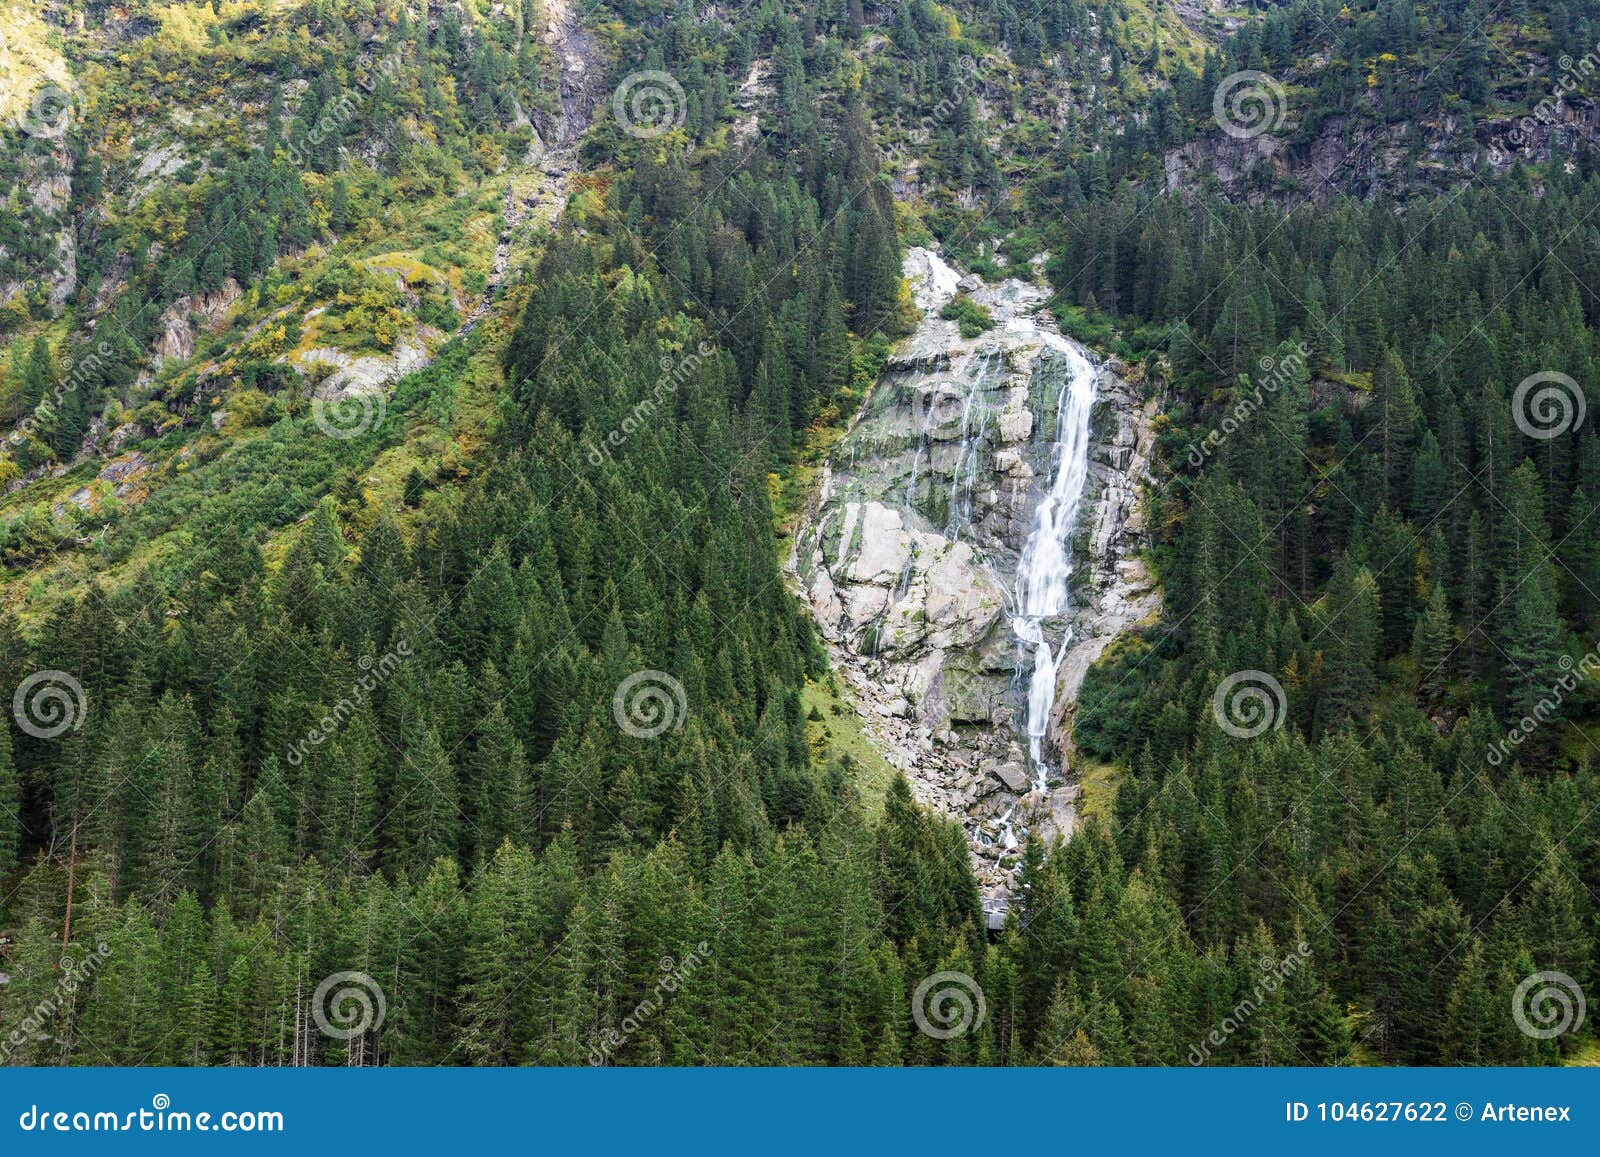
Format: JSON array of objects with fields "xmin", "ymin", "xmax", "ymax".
[
  {"xmin": 1319, "ymin": 555, "xmax": 1380, "ymax": 731},
  {"xmin": 1412, "ymin": 583, "xmax": 1454, "ymax": 703},
  {"xmin": 1372, "ymin": 348, "xmax": 1420, "ymax": 500},
  {"xmin": 1496, "ymin": 463, "xmax": 1566, "ymax": 742},
  {"xmin": 0, "ymin": 723, "xmax": 18, "ymax": 874},
  {"xmin": 403, "ymin": 466, "xmax": 427, "ymax": 508}
]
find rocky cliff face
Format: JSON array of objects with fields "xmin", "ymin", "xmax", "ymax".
[
  {"xmin": 0, "ymin": 137, "xmax": 76, "ymax": 312},
  {"xmin": 1164, "ymin": 102, "xmax": 1600, "ymax": 206},
  {"xmin": 0, "ymin": 3, "xmax": 78, "ymax": 314},
  {"xmin": 791, "ymin": 248, "xmax": 1158, "ymax": 916}
]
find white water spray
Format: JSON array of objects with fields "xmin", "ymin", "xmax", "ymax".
[{"xmin": 1011, "ymin": 327, "xmax": 1098, "ymax": 792}]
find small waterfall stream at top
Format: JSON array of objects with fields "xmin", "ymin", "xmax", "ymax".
[{"xmin": 1011, "ymin": 327, "xmax": 1098, "ymax": 794}]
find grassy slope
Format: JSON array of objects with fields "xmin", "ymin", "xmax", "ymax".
[
  {"xmin": 803, "ymin": 675, "xmax": 899, "ymax": 818},
  {"xmin": 0, "ymin": 5, "xmax": 69, "ymax": 128}
]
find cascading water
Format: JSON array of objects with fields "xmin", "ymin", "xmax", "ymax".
[
  {"xmin": 1011, "ymin": 329, "xmax": 1098, "ymax": 792},
  {"xmin": 795, "ymin": 246, "xmax": 1149, "ymax": 913}
]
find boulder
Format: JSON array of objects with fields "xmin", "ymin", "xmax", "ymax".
[
  {"xmin": 985, "ymin": 759, "xmax": 1029, "ymax": 792},
  {"xmin": 997, "ymin": 408, "xmax": 1033, "ymax": 443}
]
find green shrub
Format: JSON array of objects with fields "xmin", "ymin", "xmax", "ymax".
[{"xmin": 940, "ymin": 293, "xmax": 994, "ymax": 338}]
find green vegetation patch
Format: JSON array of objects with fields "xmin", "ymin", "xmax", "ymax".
[
  {"xmin": 940, "ymin": 292, "xmax": 994, "ymax": 338},
  {"xmin": 804, "ymin": 675, "xmax": 898, "ymax": 817}
]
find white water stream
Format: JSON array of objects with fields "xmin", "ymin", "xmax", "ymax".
[
  {"xmin": 1009, "ymin": 322, "xmax": 1098, "ymax": 794},
  {"xmin": 898, "ymin": 251, "xmax": 1100, "ymax": 855}
]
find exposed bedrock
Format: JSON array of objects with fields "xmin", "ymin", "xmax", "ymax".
[{"xmin": 791, "ymin": 247, "xmax": 1159, "ymax": 916}]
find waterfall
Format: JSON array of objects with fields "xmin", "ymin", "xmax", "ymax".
[
  {"xmin": 1011, "ymin": 331, "xmax": 1098, "ymax": 791},
  {"xmin": 799, "ymin": 246, "xmax": 1126, "ymax": 903}
]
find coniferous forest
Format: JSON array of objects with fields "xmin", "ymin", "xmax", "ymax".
[{"xmin": 0, "ymin": 0, "xmax": 1597, "ymax": 1070}]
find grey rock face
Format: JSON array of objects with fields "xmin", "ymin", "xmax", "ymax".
[
  {"xmin": 0, "ymin": 137, "xmax": 77, "ymax": 310},
  {"xmin": 791, "ymin": 248, "xmax": 1159, "ymax": 909}
]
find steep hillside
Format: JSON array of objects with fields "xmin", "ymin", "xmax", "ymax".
[
  {"xmin": 0, "ymin": 0, "xmax": 1597, "ymax": 1073},
  {"xmin": 0, "ymin": 0, "xmax": 592, "ymax": 622}
]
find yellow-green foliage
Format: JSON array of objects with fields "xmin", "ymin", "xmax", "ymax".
[
  {"xmin": 219, "ymin": 388, "xmax": 277, "ymax": 432},
  {"xmin": 365, "ymin": 253, "xmax": 448, "ymax": 289},
  {"xmin": 150, "ymin": 2, "xmax": 224, "ymax": 53},
  {"xmin": 0, "ymin": 4, "xmax": 69, "ymax": 127},
  {"xmin": 1119, "ymin": 0, "xmax": 1209, "ymax": 75},
  {"xmin": 1074, "ymin": 756, "xmax": 1123, "ymax": 823}
]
